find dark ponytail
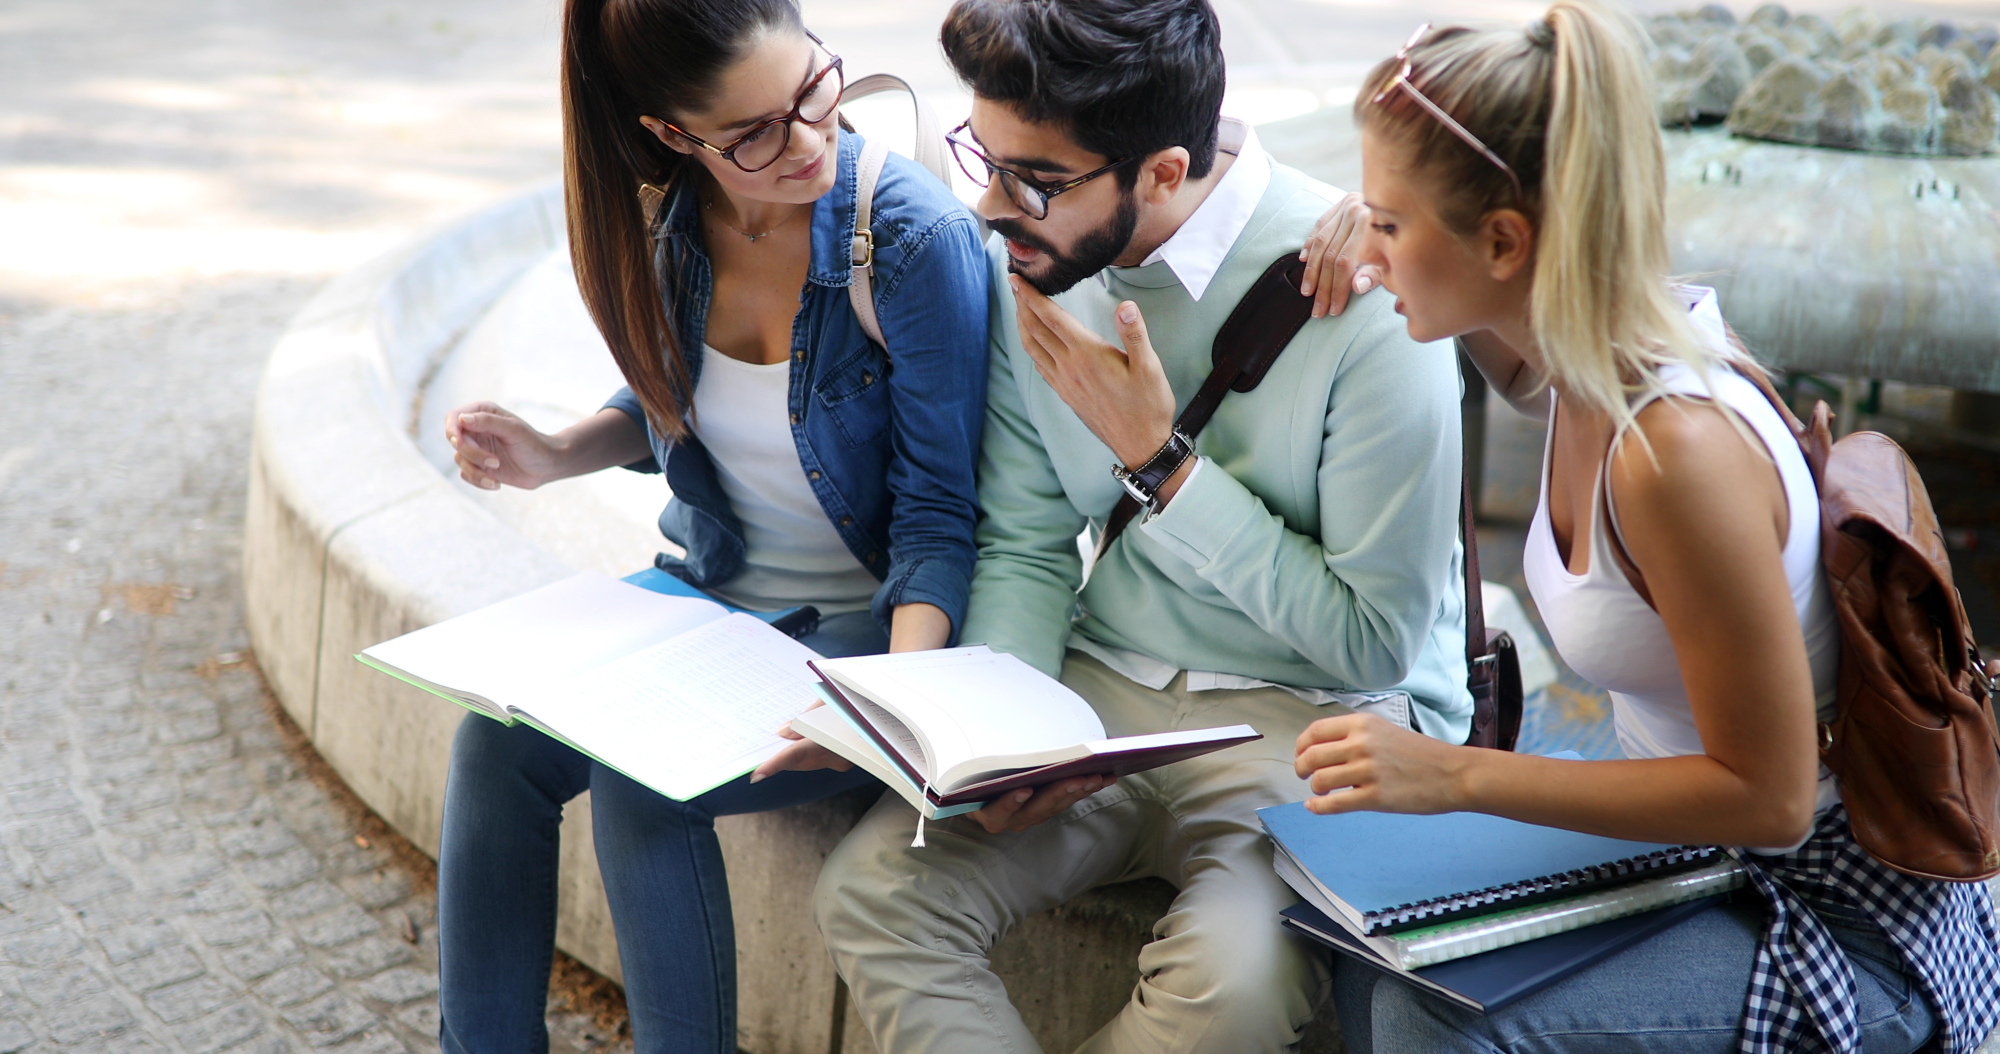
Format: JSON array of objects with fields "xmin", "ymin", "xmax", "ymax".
[{"xmin": 560, "ymin": 0, "xmax": 802, "ymax": 441}]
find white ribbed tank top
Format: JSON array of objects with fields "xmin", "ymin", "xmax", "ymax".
[{"xmin": 1520, "ymin": 289, "xmax": 1841, "ymax": 850}]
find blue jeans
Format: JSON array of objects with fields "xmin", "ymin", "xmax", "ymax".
[
  {"xmin": 1331, "ymin": 900, "xmax": 1938, "ymax": 1054},
  {"xmin": 436, "ymin": 610, "xmax": 887, "ymax": 1054}
]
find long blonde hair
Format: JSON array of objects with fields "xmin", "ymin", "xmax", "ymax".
[{"xmin": 1355, "ymin": 0, "xmax": 1723, "ymax": 438}]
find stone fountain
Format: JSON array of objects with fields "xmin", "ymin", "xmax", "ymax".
[{"xmin": 1644, "ymin": 5, "xmax": 2000, "ymax": 394}]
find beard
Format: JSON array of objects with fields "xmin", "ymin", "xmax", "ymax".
[{"xmin": 989, "ymin": 190, "xmax": 1140, "ymax": 296}]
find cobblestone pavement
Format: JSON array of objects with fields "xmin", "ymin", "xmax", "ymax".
[
  {"xmin": 0, "ymin": 278, "xmax": 444, "ymax": 1054},
  {"xmin": 0, "ymin": 279, "xmax": 635, "ymax": 1054},
  {"xmin": 4, "ymin": 2, "xmax": 1998, "ymax": 1054}
]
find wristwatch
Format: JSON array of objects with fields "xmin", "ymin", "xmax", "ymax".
[{"xmin": 1111, "ymin": 427, "xmax": 1195, "ymax": 514}]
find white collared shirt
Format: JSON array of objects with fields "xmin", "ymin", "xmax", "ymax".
[{"xmin": 1129, "ymin": 116, "xmax": 1274, "ymax": 302}]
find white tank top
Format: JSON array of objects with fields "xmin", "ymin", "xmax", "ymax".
[
  {"xmin": 692, "ymin": 345, "xmax": 878, "ymax": 614},
  {"xmin": 1520, "ymin": 289, "xmax": 1841, "ymax": 849}
]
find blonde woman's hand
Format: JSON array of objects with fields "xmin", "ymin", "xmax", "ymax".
[
  {"xmin": 1294, "ymin": 712, "xmax": 1471, "ymax": 816},
  {"xmin": 445, "ymin": 401, "xmax": 568, "ymax": 491},
  {"xmin": 1298, "ymin": 191, "xmax": 1385, "ymax": 319}
]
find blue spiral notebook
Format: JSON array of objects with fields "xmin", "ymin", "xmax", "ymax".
[{"xmin": 1281, "ymin": 896, "xmax": 1724, "ymax": 1012}]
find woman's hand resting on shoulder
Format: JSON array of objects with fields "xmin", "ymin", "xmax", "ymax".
[
  {"xmin": 1298, "ymin": 192, "xmax": 1386, "ymax": 319},
  {"xmin": 1294, "ymin": 712, "xmax": 1471, "ymax": 816}
]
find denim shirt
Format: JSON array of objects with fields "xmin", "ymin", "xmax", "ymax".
[{"xmin": 604, "ymin": 131, "xmax": 990, "ymax": 638}]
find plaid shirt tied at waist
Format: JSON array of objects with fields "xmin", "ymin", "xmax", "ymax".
[{"xmin": 1734, "ymin": 805, "xmax": 2000, "ymax": 1054}]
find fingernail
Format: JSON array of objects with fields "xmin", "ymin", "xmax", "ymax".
[
  {"xmin": 484, "ymin": 458, "xmax": 500, "ymax": 469},
  {"xmin": 1356, "ymin": 276, "xmax": 1374, "ymax": 294},
  {"xmin": 1015, "ymin": 789, "xmax": 1032, "ymax": 803},
  {"xmin": 749, "ymin": 772, "xmax": 765, "ymax": 783},
  {"xmin": 1116, "ymin": 302, "xmax": 1138, "ymax": 325}
]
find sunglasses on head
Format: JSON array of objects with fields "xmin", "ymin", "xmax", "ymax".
[{"xmin": 1375, "ymin": 23, "xmax": 1525, "ymax": 203}]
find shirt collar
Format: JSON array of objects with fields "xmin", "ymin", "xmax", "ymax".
[{"xmin": 1129, "ymin": 117, "xmax": 1270, "ymax": 302}]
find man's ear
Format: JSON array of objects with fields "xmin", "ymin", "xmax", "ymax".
[
  {"xmin": 1481, "ymin": 209, "xmax": 1535, "ymax": 283},
  {"xmin": 1136, "ymin": 147, "xmax": 1191, "ymax": 206},
  {"xmin": 640, "ymin": 116, "xmax": 696, "ymax": 155}
]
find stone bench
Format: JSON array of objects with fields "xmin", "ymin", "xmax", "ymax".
[{"xmin": 241, "ymin": 182, "xmax": 1343, "ymax": 1053}]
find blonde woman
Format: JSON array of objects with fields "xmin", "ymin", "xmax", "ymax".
[{"xmin": 1292, "ymin": 4, "xmax": 2000, "ymax": 1052}]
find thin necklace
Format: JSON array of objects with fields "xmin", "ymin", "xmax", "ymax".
[{"xmin": 703, "ymin": 195, "xmax": 803, "ymax": 243}]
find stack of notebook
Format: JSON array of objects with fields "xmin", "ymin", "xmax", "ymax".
[{"xmin": 1258, "ymin": 801, "xmax": 1748, "ymax": 1011}]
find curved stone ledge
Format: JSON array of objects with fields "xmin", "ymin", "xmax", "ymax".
[{"xmin": 243, "ymin": 184, "xmax": 1342, "ymax": 1053}]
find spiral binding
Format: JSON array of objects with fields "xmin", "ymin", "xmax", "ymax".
[{"xmin": 1362, "ymin": 845, "xmax": 1723, "ymax": 935}]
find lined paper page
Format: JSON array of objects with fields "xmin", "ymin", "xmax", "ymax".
[
  {"xmin": 527, "ymin": 613, "xmax": 824, "ymax": 800},
  {"xmin": 361, "ymin": 572, "xmax": 729, "ymax": 711}
]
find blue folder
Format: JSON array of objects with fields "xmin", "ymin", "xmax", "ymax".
[
  {"xmin": 1257, "ymin": 801, "xmax": 1683, "ymax": 931},
  {"xmin": 620, "ymin": 567, "xmax": 819, "ymax": 638}
]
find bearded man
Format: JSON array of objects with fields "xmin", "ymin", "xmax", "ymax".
[{"xmin": 813, "ymin": 1, "xmax": 1472, "ymax": 1050}]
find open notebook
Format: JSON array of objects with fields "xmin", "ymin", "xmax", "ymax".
[
  {"xmin": 357, "ymin": 572, "xmax": 823, "ymax": 801},
  {"xmin": 791, "ymin": 646, "xmax": 1261, "ymax": 817}
]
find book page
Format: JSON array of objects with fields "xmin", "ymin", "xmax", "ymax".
[
  {"xmin": 361, "ymin": 572, "xmax": 729, "ymax": 711},
  {"xmin": 822, "ymin": 648, "xmax": 1105, "ymax": 782},
  {"xmin": 791, "ymin": 705, "xmax": 923, "ymax": 804},
  {"xmin": 525, "ymin": 613, "xmax": 824, "ymax": 800},
  {"xmin": 845, "ymin": 695, "xmax": 928, "ymax": 775}
]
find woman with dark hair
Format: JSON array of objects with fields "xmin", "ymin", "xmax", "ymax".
[
  {"xmin": 1295, "ymin": 2, "xmax": 1998, "ymax": 1052},
  {"xmin": 432, "ymin": 0, "xmax": 988, "ymax": 1050}
]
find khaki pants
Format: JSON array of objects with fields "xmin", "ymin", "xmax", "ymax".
[{"xmin": 812, "ymin": 651, "xmax": 1338, "ymax": 1054}]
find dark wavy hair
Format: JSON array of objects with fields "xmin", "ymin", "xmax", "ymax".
[
  {"xmin": 562, "ymin": 0, "xmax": 802, "ymax": 440},
  {"xmin": 941, "ymin": 0, "xmax": 1225, "ymax": 185}
]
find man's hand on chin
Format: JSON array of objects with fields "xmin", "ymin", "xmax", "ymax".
[
  {"xmin": 970, "ymin": 774, "xmax": 1112, "ymax": 834},
  {"xmin": 1010, "ymin": 275, "xmax": 1187, "ymax": 494}
]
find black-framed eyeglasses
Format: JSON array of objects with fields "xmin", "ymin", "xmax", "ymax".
[
  {"xmin": 946, "ymin": 120, "xmax": 1129, "ymax": 221},
  {"xmin": 1374, "ymin": 23, "xmax": 1524, "ymax": 202},
  {"xmin": 664, "ymin": 33, "xmax": 844, "ymax": 174}
]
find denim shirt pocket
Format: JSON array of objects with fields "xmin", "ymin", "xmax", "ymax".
[{"xmin": 813, "ymin": 345, "xmax": 891, "ymax": 448}]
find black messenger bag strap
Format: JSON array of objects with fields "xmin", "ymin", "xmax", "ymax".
[{"xmin": 1092, "ymin": 252, "xmax": 1316, "ymax": 561}]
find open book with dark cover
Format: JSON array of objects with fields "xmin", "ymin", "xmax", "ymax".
[{"xmin": 789, "ymin": 646, "xmax": 1260, "ymax": 818}]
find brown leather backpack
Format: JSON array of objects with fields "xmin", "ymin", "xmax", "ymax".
[{"xmin": 1745, "ymin": 373, "xmax": 2000, "ymax": 881}]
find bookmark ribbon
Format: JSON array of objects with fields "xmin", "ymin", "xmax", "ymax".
[{"xmin": 912, "ymin": 780, "xmax": 933, "ymax": 848}]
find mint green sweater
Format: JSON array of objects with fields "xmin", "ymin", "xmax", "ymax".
[{"xmin": 961, "ymin": 162, "xmax": 1472, "ymax": 740}]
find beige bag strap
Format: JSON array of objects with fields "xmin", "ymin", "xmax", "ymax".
[
  {"xmin": 850, "ymin": 139, "xmax": 892, "ymax": 351},
  {"xmin": 842, "ymin": 73, "xmax": 952, "ymax": 354}
]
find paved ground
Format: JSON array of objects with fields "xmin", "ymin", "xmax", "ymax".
[{"xmin": 4, "ymin": 1, "xmax": 1998, "ymax": 1053}]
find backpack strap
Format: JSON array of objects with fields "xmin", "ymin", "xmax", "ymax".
[
  {"xmin": 843, "ymin": 74, "xmax": 952, "ymax": 185},
  {"xmin": 841, "ymin": 73, "xmax": 953, "ymax": 355},
  {"xmin": 850, "ymin": 139, "xmax": 891, "ymax": 351},
  {"xmin": 1092, "ymin": 253, "xmax": 1315, "ymax": 561}
]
